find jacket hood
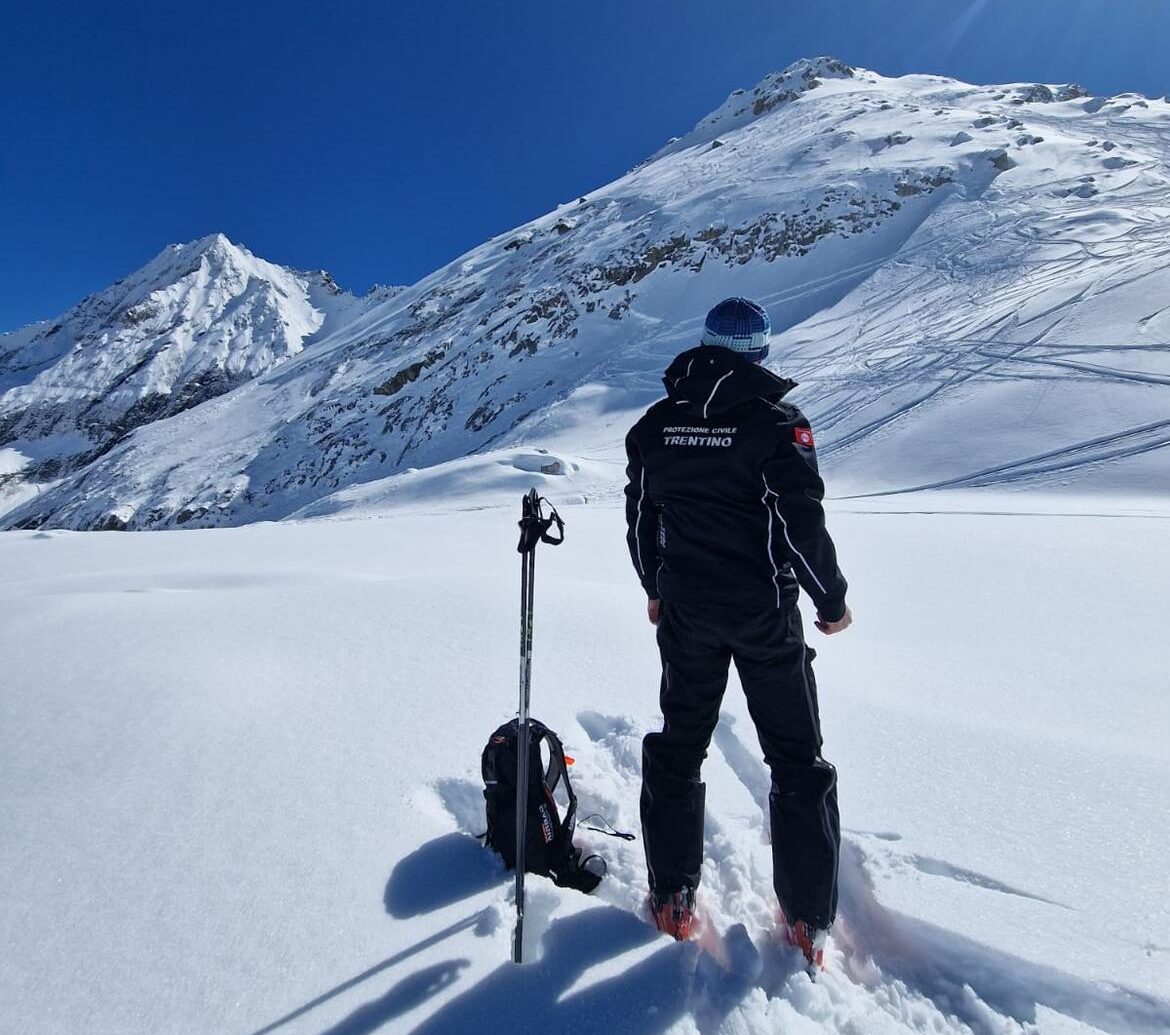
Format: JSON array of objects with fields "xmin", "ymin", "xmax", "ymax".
[{"xmin": 663, "ymin": 345, "xmax": 796, "ymax": 418}]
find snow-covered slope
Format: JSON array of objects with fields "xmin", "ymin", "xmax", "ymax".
[
  {"xmin": 0, "ymin": 234, "xmax": 374, "ymax": 521},
  {"xmin": 5, "ymin": 58, "xmax": 1170, "ymax": 530},
  {"xmin": 2, "ymin": 496, "xmax": 1168, "ymax": 1033}
]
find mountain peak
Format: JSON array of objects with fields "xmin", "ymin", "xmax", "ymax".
[
  {"xmin": 113, "ymin": 233, "xmax": 252, "ymax": 297},
  {"xmin": 773, "ymin": 55, "xmax": 856, "ymax": 83},
  {"xmin": 186, "ymin": 231, "xmax": 235, "ymax": 254},
  {"xmin": 650, "ymin": 55, "xmax": 858, "ymax": 162},
  {"xmin": 165, "ymin": 231, "xmax": 248, "ymax": 270}
]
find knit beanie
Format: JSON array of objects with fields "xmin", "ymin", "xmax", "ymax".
[{"xmin": 699, "ymin": 297, "xmax": 770, "ymax": 362}]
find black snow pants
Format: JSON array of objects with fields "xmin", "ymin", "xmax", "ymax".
[{"xmin": 640, "ymin": 597, "xmax": 840, "ymax": 929}]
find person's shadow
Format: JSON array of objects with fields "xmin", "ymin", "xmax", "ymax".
[
  {"xmin": 377, "ymin": 834, "xmax": 722, "ymax": 1035},
  {"xmin": 251, "ymin": 832, "xmax": 755, "ymax": 1035},
  {"xmin": 407, "ymin": 905, "xmax": 700, "ymax": 1035},
  {"xmin": 348, "ymin": 833, "xmax": 755, "ymax": 1035}
]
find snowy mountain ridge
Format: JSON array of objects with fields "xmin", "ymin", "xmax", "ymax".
[
  {"xmin": 0, "ymin": 233, "xmax": 381, "ymax": 508},
  {"xmin": 4, "ymin": 57, "xmax": 1170, "ymax": 529}
]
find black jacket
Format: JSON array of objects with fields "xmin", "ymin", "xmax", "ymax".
[{"xmin": 624, "ymin": 345, "xmax": 848, "ymax": 621}]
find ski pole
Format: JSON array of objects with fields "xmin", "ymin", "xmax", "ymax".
[{"xmin": 512, "ymin": 488, "xmax": 564, "ymax": 964}]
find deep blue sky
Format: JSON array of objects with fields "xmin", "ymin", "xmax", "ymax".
[{"xmin": 3, "ymin": 0, "xmax": 1169, "ymax": 330}]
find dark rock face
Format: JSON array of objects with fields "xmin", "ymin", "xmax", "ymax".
[
  {"xmin": 374, "ymin": 347, "xmax": 448, "ymax": 397},
  {"xmin": 108, "ymin": 370, "xmax": 248, "ymax": 440},
  {"xmin": 1, "ymin": 366, "xmax": 250, "ymax": 484},
  {"xmin": 1012, "ymin": 83, "xmax": 1090, "ymax": 105},
  {"xmin": 746, "ymin": 57, "xmax": 855, "ymax": 118}
]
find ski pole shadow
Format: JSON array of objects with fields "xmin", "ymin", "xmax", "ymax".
[
  {"xmin": 406, "ymin": 905, "xmax": 726, "ymax": 1035},
  {"xmin": 246, "ymin": 910, "xmax": 493, "ymax": 1035},
  {"xmin": 384, "ymin": 832, "xmax": 505, "ymax": 918},
  {"xmin": 316, "ymin": 959, "xmax": 470, "ymax": 1035}
]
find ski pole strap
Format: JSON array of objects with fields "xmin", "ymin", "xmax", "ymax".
[
  {"xmin": 579, "ymin": 812, "xmax": 637, "ymax": 841},
  {"xmin": 517, "ymin": 488, "xmax": 565, "ymax": 554}
]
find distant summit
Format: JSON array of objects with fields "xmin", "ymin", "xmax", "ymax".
[{"xmin": 0, "ymin": 233, "xmax": 371, "ymax": 516}]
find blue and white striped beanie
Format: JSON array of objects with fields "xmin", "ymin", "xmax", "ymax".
[{"xmin": 700, "ymin": 297, "xmax": 770, "ymax": 362}]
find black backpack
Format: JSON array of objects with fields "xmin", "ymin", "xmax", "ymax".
[{"xmin": 481, "ymin": 718, "xmax": 604, "ymax": 893}]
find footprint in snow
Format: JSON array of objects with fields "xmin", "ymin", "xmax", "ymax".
[
  {"xmin": 433, "ymin": 776, "xmax": 486, "ymax": 834},
  {"xmin": 575, "ymin": 709, "xmax": 644, "ymax": 774}
]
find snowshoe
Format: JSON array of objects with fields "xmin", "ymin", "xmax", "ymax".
[
  {"xmin": 649, "ymin": 887, "xmax": 697, "ymax": 941},
  {"xmin": 783, "ymin": 919, "xmax": 828, "ymax": 972}
]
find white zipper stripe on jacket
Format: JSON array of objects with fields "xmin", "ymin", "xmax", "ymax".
[
  {"xmin": 702, "ymin": 371, "xmax": 733, "ymax": 419},
  {"xmin": 760, "ymin": 477, "xmax": 782, "ymax": 608},
  {"xmin": 763, "ymin": 474, "xmax": 828, "ymax": 595},
  {"xmin": 633, "ymin": 467, "xmax": 648, "ymax": 577},
  {"xmin": 668, "ymin": 357, "xmax": 695, "ymax": 389}
]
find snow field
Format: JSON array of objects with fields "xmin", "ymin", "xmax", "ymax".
[{"xmin": 1, "ymin": 496, "xmax": 1168, "ymax": 1034}]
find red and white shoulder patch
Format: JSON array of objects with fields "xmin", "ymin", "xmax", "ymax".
[{"xmin": 794, "ymin": 426, "xmax": 815, "ymax": 448}]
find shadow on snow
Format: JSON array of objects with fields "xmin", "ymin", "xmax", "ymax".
[
  {"xmin": 838, "ymin": 841, "xmax": 1170, "ymax": 1035},
  {"xmin": 384, "ymin": 832, "xmax": 502, "ymax": 918},
  {"xmin": 407, "ymin": 906, "xmax": 714, "ymax": 1035}
]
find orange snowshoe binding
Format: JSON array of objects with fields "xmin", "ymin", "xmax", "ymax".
[
  {"xmin": 649, "ymin": 887, "xmax": 697, "ymax": 941},
  {"xmin": 784, "ymin": 919, "xmax": 829, "ymax": 971}
]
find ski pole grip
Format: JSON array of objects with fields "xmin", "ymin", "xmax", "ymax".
[
  {"xmin": 540, "ymin": 505, "xmax": 564, "ymax": 546},
  {"xmin": 516, "ymin": 488, "xmax": 565, "ymax": 553}
]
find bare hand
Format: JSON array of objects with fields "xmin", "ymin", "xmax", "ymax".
[
  {"xmin": 815, "ymin": 606, "xmax": 852, "ymax": 635},
  {"xmin": 647, "ymin": 598, "xmax": 661, "ymax": 625}
]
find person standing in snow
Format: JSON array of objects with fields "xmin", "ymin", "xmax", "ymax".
[{"xmin": 623, "ymin": 297, "xmax": 852, "ymax": 969}]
